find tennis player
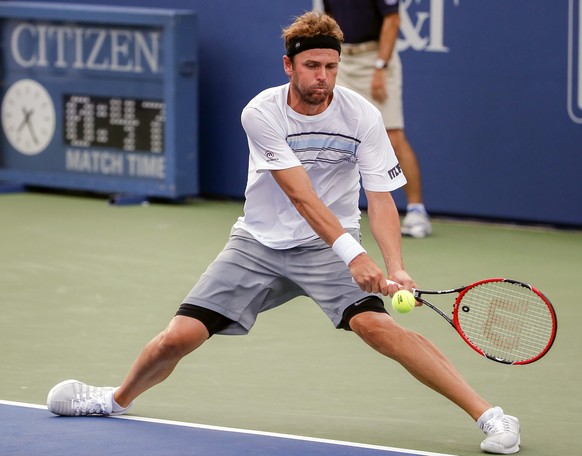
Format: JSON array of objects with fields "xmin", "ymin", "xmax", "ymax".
[{"xmin": 47, "ymin": 11, "xmax": 520, "ymax": 454}]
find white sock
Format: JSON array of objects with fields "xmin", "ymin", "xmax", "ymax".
[
  {"xmin": 407, "ymin": 203, "xmax": 426, "ymax": 214},
  {"xmin": 478, "ymin": 406, "xmax": 503, "ymax": 428},
  {"xmin": 111, "ymin": 388, "xmax": 132, "ymax": 414}
]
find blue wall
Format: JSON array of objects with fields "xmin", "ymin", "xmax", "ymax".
[
  {"xmin": 398, "ymin": 0, "xmax": 582, "ymax": 226},
  {"xmin": 3, "ymin": 0, "xmax": 582, "ymax": 227}
]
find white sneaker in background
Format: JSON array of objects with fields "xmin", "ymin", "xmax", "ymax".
[{"xmin": 401, "ymin": 208, "xmax": 432, "ymax": 238}]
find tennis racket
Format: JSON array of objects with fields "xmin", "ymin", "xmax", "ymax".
[{"xmin": 388, "ymin": 278, "xmax": 557, "ymax": 365}]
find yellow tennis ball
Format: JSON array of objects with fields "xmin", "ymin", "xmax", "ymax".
[{"xmin": 391, "ymin": 290, "xmax": 415, "ymax": 313}]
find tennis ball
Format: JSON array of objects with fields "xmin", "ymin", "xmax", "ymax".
[{"xmin": 391, "ymin": 290, "xmax": 415, "ymax": 313}]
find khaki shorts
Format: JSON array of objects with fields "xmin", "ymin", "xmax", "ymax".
[{"xmin": 337, "ymin": 42, "xmax": 404, "ymax": 130}]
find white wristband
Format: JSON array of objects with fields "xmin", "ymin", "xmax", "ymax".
[{"xmin": 332, "ymin": 233, "xmax": 367, "ymax": 266}]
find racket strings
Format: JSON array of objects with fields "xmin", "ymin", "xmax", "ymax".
[{"xmin": 455, "ymin": 281, "xmax": 555, "ymax": 363}]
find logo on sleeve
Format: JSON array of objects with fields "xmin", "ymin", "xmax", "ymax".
[
  {"xmin": 265, "ymin": 151, "xmax": 279, "ymax": 162},
  {"xmin": 388, "ymin": 163, "xmax": 403, "ymax": 179}
]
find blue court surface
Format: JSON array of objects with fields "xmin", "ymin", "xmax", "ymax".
[{"xmin": 1, "ymin": 401, "xmax": 457, "ymax": 456}]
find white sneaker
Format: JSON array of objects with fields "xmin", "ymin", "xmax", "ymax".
[
  {"xmin": 401, "ymin": 209, "xmax": 432, "ymax": 238},
  {"xmin": 47, "ymin": 379, "xmax": 118, "ymax": 416},
  {"xmin": 478, "ymin": 406, "xmax": 521, "ymax": 454}
]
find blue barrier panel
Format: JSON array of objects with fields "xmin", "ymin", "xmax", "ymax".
[
  {"xmin": 391, "ymin": 0, "xmax": 582, "ymax": 226},
  {"xmin": 0, "ymin": 2, "xmax": 198, "ymax": 199},
  {"xmin": 2, "ymin": 0, "xmax": 581, "ymax": 226}
]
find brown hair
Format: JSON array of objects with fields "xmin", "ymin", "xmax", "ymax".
[{"xmin": 281, "ymin": 11, "xmax": 344, "ymax": 51}]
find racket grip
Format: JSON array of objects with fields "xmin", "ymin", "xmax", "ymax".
[{"xmin": 386, "ymin": 279, "xmax": 404, "ymax": 289}]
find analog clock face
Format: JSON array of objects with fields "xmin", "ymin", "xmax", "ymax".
[{"xmin": 1, "ymin": 79, "xmax": 56, "ymax": 155}]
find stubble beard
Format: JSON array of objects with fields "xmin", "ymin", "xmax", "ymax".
[{"xmin": 291, "ymin": 78, "xmax": 331, "ymax": 106}]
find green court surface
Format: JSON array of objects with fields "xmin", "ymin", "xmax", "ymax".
[{"xmin": 1, "ymin": 192, "xmax": 580, "ymax": 456}]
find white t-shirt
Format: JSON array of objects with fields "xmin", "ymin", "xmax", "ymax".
[{"xmin": 233, "ymin": 83, "xmax": 406, "ymax": 249}]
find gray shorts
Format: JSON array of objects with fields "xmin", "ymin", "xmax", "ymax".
[{"xmin": 182, "ymin": 228, "xmax": 383, "ymax": 335}]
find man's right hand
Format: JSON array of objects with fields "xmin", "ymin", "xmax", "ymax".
[{"xmin": 348, "ymin": 253, "xmax": 391, "ymax": 295}]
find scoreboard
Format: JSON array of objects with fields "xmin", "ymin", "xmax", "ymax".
[
  {"xmin": 0, "ymin": 2, "xmax": 198, "ymax": 200},
  {"xmin": 63, "ymin": 95, "xmax": 165, "ymax": 153}
]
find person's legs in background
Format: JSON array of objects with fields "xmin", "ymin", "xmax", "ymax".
[{"xmin": 387, "ymin": 128, "xmax": 432, "ymax": 238}]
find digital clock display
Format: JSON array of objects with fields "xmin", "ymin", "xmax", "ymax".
[{"xmin": 63, "ymin": 94, "xmax": 165, "ymax": 153}]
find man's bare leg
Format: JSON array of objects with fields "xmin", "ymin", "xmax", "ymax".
[
  {"xmin": 114, "ymin": 316, "xmax": 209, "ymax": 408},
  {"xmin": 350, "ymin": 311, "xmax": 491, "ymax": 420}
]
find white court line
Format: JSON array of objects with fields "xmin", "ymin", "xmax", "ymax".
[{"xmin": 0, "ymin": 399, "xmax": 459, "ymax": 456}]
